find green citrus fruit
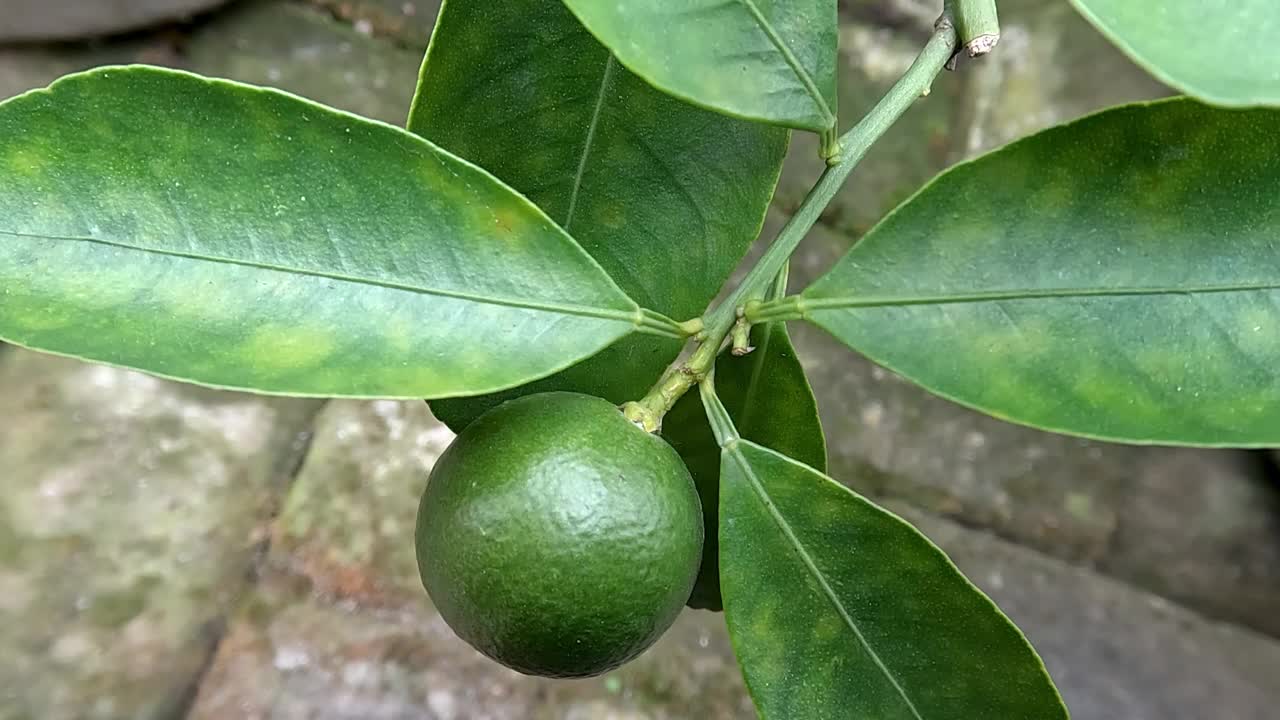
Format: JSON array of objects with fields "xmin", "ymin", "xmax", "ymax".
[{"xmin": 415, "ymin": 391, "xmax": 704, "ymax": 678}]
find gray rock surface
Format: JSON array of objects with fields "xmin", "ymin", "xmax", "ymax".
[
  {"xmin": 302, "ymin": 0, "xmax": 442, "ymax": 48},
  {"xmin": 0, "ymin": 36, "xmax": 177, "ymax": 101},
  {"xmin": 894, "ymin": 502, "xmax": 1280, "ymax": 720},
  {"xmin": 0, "ymin": 0, "xmax": 228, "ymax": 42},
  {"xmin": 0, "ymin": 350, "xmax": 320, "ymax": 720},
  {"xmin": 949, "ymin": 0, "xmax": 1171, "ymax": 158},
  {"xmin": 1, "ymin": 2, "xmax": 420, "ymax": 129},
  {"xmin": 1099, "ymin": 451, "xmax": 1280, "ymax": 638},
  {"xmin": 185, "ymin": 0, "xmax": 421, "ymax": 126}
]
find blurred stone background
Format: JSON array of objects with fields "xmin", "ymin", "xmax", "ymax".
[{"xmin": 2, "ymin": 1, "xmax": 1279, "ymax": 718}]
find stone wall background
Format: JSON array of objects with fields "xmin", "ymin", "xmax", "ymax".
[{"xmin": 2, "ymin": 1, "xmax": 1279, "ymax": 718}]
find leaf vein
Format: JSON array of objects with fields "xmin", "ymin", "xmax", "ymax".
[
  {"xmin": 564, "ymin": 55, "xmax": 616, "ymax": 231},
  {"xmin": 0, "ymin": 228, "xmax": 645, "ymax": 327}
]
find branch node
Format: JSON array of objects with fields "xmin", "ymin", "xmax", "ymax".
[
  {"xmin": 621, "ymin": 401, "xmax": 661, "ymax": 434},
  {"xmin": 730, "ymin": 315, "xmax": 754, "ymax": 356},
  {"xmin": 966, "ymin": 33, "xmax": 1000, "ymax": 57},
  {"xmin": 820, "ymin": 126, "xmax": 844, "ymax": 166}
]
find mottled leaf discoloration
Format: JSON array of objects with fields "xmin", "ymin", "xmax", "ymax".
[
  {"xmin": 0, "ymin": 67, "xmax": 649, "ymax": 398},
  {"xmin": 719, "ymin": 441, "xmax": 1067, "ymax": 719},
  {"xmin": 802, "ymin": 99, "xmax": 1280, "ymax": 446}
]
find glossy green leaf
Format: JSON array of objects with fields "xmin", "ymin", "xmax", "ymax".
[
  {"xmin": 664, "ymin": 318, "xmax": 826, "ymax": 611},
  {"xmin": 0, "ymin": 66, "xmax": 660, "ymax": 398},
  {"xmin": 719, "ymin": 440, "xmax": 1066, "ymax": 719},
  {"xmin": 1071, "ymin": 0, "xmax": 1280, "ymax": 107},
  {"xmin": 799, "ymin": 98, "xmax": 1280, "ymax": 446},
  {"xmin": 408, "ymin": 0, "xmax": 788, "ymax": 428},
  {"xmin": 560, "ymin": 0, "xmax": 838, "ymax": 133}
]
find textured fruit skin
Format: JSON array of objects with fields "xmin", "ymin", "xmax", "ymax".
[{"xmin": 416, "ymin": 392, "xmax": 704, "ymax": 678}]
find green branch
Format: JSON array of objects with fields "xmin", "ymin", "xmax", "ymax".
[
  {"xmin": 702, "ymin": 22, "xmax": 958, "ymax": 339},
  {"xmin": 947, "ymin": 0, "xmax": 1001, "ymax": 58},
  {"xmin": 623, "ymin": 16, "xmax": 959, "ymax": 431}
]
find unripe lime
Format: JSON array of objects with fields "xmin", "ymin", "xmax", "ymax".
[{"xmin": 415, "ymin": 392, "xmax": 703, "ymax": 678}]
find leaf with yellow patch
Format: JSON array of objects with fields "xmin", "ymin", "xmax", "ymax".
[
  {"xmin": 0, "ymin": 66, "xmax": 664, "ymax": 398},
  {"xmin": 791, "ymin": 98, "xmax": 1280, "ymax": 446}
]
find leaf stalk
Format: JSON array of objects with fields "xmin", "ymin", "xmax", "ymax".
[{"xmin": 699, "ymin": 369, "xmax": 741, "ymax": 447}]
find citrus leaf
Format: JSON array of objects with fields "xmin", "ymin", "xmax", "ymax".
[
  {"xmin": 798, "ymin": 98, "xmax": 1280, "ymax": 446},
  {"xmin": 719, "ymin": 440, "xmax": 1067, "ymax": 719},
  {"xmin": 1071, "ymin": 0, "xmax": 1280, "ymax": 107},
  {"xmin": 560, "ymin": 0, "xmax": 838, "ymax": 133},
  {"xmin": 0, "ymin": 66, "xmax": 654, "ymax": 398},
  {"xmin": 408, "ymin": 0, "xmax": 787, "ymax": 428}
]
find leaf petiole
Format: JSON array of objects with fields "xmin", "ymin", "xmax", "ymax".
[
  {"xmin": 743, "ymin": 295, "xmax": 807, "ymax": 324},
  {"xmin": 699, "ymin": 369, "xmax": 740, "ymax": 447},
  {"xmin": 636, "ymin": 308, "xmax": 701, "ymax": 339}
]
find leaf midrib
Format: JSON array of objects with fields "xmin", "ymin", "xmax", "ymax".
[
  {"xmin": 564, "ymin": 55, "xmax": 616, "ymax": 231},
  {"xmin": 727, "ymin": 442, "xmax": 925, "ymax": 720},
  {"xmin": 802, "ymin": 281, "xmax": 1280, "ymax": 311},
  {"xmin": 0, "ymin": 229, "xmax": 643, "ymax": 325},
  {"xmin": 736, "ymin": 0, "xmax": 834, "ymax": 126}
]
